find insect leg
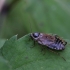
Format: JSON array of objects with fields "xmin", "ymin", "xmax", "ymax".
[
  {"xmin": 47, "ymin": 48, "xmax": 66, "ymax": 61},
  {"xmin": 40, "ymin": 45, "xmax": 46, "ymax": 55},
  {"xmin": 37, "ymin": 39, "xmax": 47, "ymax": 55},
  {"xmin": 28, "ymin": 36, "xmax": 36, "ymax": 48},
  {"xmin": 30, "ymin": 39, "xmax": 36, "ymax": 48}
]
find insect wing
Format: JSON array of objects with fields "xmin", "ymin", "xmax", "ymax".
[
  {"xmin": 47, "ymin": 42, "xmax": 65, "ymax": 50},
  {"xmin": 37, "ymin": 34, "xmax": 55, "ymax": 47},
  {"xmin": 37, "ymin": 34, "xmax": 65, "ymax": 50}
]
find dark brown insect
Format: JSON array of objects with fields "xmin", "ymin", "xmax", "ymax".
[
  {"xmin": 30, "ymin": 32, "xmax": 67, "ymax": 61},
  {"xmin": 30, "ymin": 33, "xmax": 67, "ymax": 50}
]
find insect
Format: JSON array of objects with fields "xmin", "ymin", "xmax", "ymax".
[
  {"xmin": 30, "ymin": 32, "xmax": 67, "ymax": 60},
  {"xmin": 30, "ymin": 32, "xmax": 67, "ymax": 50}
]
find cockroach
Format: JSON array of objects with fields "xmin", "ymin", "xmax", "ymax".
[
  {"xmin": 30, "ymin": 32, "xmax": 67, "ymax": 61},
  {"xmin": 30, "ymin": 33, "xmax": 67, "ymax": 50}
]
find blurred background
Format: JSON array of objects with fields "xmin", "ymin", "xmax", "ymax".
[{"xmin": 0, "ymin": 0, "xmax": 70, "ymax": 39}]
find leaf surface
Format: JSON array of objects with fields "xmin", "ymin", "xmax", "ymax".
[{"xmin": 0, "ymin": 34, "xmax": 70, "ymax": 70}]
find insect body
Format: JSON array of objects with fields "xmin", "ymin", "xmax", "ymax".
[{"xmin": 30, "ymin": 33, "xmax": 67, "ymax": 50}]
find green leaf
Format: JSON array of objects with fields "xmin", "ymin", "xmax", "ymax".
[
  {"xmin": 0, "ymin": 34, "xmax": 70, "ymax": 70},
  {"xmin": 0, "ymin": 56, "xmax": 11, "ymax": 70}
]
